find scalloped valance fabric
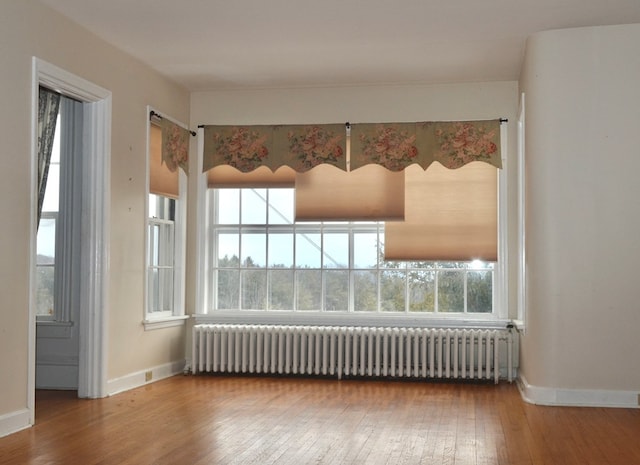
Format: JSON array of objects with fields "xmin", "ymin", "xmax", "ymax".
[
  {"xmin": 350, "ymin": 120, "xmax": 501, "ymax": 171},
  {"xmin": 161, "ymin": 118, "xmax": 190, "ymax": 175},
  {"xmin": 202, "ymin": 120, "xmax": 501, "ymax": 174},
  {"xmin": 203, "ymin": 124, "xmax": 347, "ymax": 173}
]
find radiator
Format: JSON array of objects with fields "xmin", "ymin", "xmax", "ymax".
[{"xmin": 192, "ymin": 324, "xmax": 513, "ymax": 383}]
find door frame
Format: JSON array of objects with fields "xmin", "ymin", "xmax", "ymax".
[{"xmin": 29, "ymin": 58, "xmax": 111, "ymax": 423}]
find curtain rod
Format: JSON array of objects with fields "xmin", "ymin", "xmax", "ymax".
[
  {"xmin": 198, "ymin": 118, "xmax": 508, "ymax": 128},
  {"xmin": 150, "ymin": 110, "xmax": 196, "ymax": 136}
]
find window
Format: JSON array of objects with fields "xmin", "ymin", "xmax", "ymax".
[
  {"xmin": 145, "ymin": 112, "xmax": 188, "ymax": 328},
  {"xmin": 148, "ymin": 195, "xmax": 176, "ymax": 317},
  {"xmin": 35, "ymin": 114, "xmax": 60, "ymax": 318},
  {"xmin": 206, "ymin": 188, "xmax": 495, "ymax": 314}
]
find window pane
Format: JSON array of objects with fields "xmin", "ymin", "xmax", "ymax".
[
  {"xmin": 217, "ymin": 233, "xmax": 239, "ymax": 266},
  {"xmin": 148, "ymin": 268, "xmax": 174, "ymax": 313},
  {"xmin": 380, "ymin": 269, "xmax": 405, "ymax": 312},
  {"xmin": 296, "ymin": 270, "xmax": 321, "ymax": 310},
  {"xmin": 324, "ymin": 270, "xmax": 348, "ymax": 311},
  {"xmin": 242, "ymin": 233, "xmax": 266, "ymax": 267},
  {"xmin": 269, "ymin": 269, "xmax": 294, "ymax": 310},
  {"xmin": 354, "ymin": 270, "xmax": 377, "ymax": 311},
  {"xmin": 149, "ymin": 224, "xmax": 159, "ymax": 266},
  {"xmin": 467, "ymin": 270, "xmax": 493, "ymax": 313},
  {"xmin": 296, "ymin": 233, "xmax": 321, "ymax": 268},
  {"xmin": 241, "ymin": 269, "xmax": 267, "ymax": 309},
  {"xmin": 36, "ymin": 218, "xmax": 56, "ymax": 263},
  {"xmin": 268, "ymin": 233, "xmax": 293, "ymax": 268},
  {"xmin": 41, "ymin": 164, "xmax": 59, "ymax": 213},
  {"xmin": 36, "ymin": 266, "xmax": 55, "ymax": 316},
  {"xmin": 354, "ymin": 233, "xmax": 378, "ymax": 268},
  {"xmin": 151, "ymin": 195, "xmax": 175, "ymax": 221},
  {"xmin": 409, "ymin": 270, "xmax": 435, "ymax": 312},
  {"xmin": 217, "ymin": 270, "xmax": 239, "ymax": 309},
  {"xmin": 241, "ymin": 188, "xmax": 267, "ymax": 224},
  {"xmin": 438, "ymin": 270, "xmax": 464, "ymax": 312},
  {"xmin": 268, "ymin": 189, "xmax": 294, "ymax": 224},
  {"xmin": 151, "ymin": 222, "xmax": 174, "ymax": 267},
  {"xmin": 323, "ymin": 233, "xmax": 348, "ymax": 269},
  {"xmin": 148, "ymin": 268, "xmax": 158, "ymax": 312},
  {"xmin": 218, "ymin": 189, "xmax": 239, "ymax": 224}
]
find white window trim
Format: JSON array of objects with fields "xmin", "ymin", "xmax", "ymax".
[
  {"xmin": 514, "ymin": 93, "xmax": 526, "ymax": 332},
  {"xmin": 195, "ymin": 125, "xmax": 510, "ymax": 327},
  {"xmin": 143, "ymin": 106, "xmax": 188, "ymax": 330}
]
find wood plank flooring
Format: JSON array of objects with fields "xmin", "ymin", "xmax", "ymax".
[{"xmin": 1, "ymin": 375, "xmax": 639, "ymax": 464}]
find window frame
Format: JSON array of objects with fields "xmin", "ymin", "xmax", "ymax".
[
  {"xmin": 143, "ymin": 107, "xmax": 189, "ymax": 330},
  {"xmin": 194, "ymin": 125, "xmax": 509, "ymax": 328}
]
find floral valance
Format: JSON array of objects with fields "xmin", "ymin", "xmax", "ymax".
[
  {"xmin": 161, "ymin": 118, "xmax": 190, "ymax": 175},
  {"xmin": 203, "ymin": 124, "xmax": 347, "ymax": 173},
  {"xmin": 350, "ymin": 120, "xmax": 501, "ymax": 171},
  {"xmin": 202, "ymin": 119, "xmax": 501, "ymax": 174}
]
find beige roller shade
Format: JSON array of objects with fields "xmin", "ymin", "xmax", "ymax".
[
  {"xmin": 384, "ymin": 161, "xmax": 497, "ymax": 261},
  {"xmin": 295, "ymin": 164, "xmax": 404, "ymax": 221},
  {"xmin": 149, "ymin": 123, "xmax": 179, "ymax": 199},
  {"xmin": 207, "ymin": 165, "xmax": 295, "ymax": 188}
]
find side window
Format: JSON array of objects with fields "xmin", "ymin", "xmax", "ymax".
[
  {"xmin": 148, "ymin": 194, "xmax": 176, "ymax": 317},
  {"xmin": 36, "ymin": 114, "xmax": 60, "ymax": 318},
  {"xmin": 145, "ymin": 111, "xmax": 187, "ymax": 327}
]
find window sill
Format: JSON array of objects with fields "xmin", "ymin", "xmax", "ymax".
[
  {"xmin": 143, "ymin": 315, "xmax": 189, "ymax": 331},
  {"xmin": 511, "ymin": 319, "xmax": 526, "ymax": 335},
  {"xmin": 193, "ymin": 312, "xmax": 511, "ymax": 330}
]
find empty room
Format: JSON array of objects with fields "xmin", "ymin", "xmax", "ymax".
[{"xmin": 1, "ymin": 1, "xmax": 640, "ymax": 464}]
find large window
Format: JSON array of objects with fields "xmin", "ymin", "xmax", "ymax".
[{"xmin": 206, "ymin": 188, "xmax": 494, "ymax": 314}]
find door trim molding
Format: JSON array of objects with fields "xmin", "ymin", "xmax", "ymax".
[{"xmin": 30, "ymin": 58, "xmax": 111, "ymax": 424}]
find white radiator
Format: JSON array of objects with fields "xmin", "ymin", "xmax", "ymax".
[{"xmin": 192, "ymin": 324, "xmax": 514, "ymax": 383}]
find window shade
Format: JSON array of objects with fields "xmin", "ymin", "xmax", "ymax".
[
  {"xmin": 295, "ymin": 164, "xmax": 404, "ymax": 221},
  {"xmin": 207, "ymin": 165, "xmax": 295, "ymax": 188},
  {"xmin": 149, "ymin": 123, "xmax": 179, "ymax": 199},
  {"xmin": 384, "ymin": 162, "xmax": 498, "ymax": 262}
]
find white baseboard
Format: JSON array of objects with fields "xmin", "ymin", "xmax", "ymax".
[
  {"xmin": 107, "ymin": 360, "xmax": 186, "ymax": 396},
  {"xmin": 518, "ymin": 375, "xmax": 639, "ymax": 408},
  {"xmin": 0, "ymin": 408, "xmax": 31, "ymax": 438}
]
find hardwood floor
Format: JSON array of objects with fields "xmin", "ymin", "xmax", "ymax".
[{"xmin": 1, "ymin": 375, "xmax": 639, "ymax": 464}]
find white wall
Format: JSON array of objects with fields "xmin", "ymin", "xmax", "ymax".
[
  {"xmin": 0, "ymin": 0, "xmax": 189, "ymax": 435},
  {"xmin": 519, "ymin": 24, "xmax": 640, "ymax": 405}
]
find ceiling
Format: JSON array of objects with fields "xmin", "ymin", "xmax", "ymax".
[{"xmin": 41, "ymin": 0, "xmax": 640, "ymax": 91}]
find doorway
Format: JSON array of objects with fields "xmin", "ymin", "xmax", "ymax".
[{"xmin": 29, "ymin": 58, "xmax": 111, "ymax": 425}]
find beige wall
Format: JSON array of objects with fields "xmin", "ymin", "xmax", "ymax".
[
  {"xmin": 520, "ymin": 24, "xmax": 640, "ymax": 391},
  {"xmin": 188, "ymin": 81, "xmax": 520, "ymax": 318},
  {"xmin": 0, "ymin": 1, "xmax": 189, "ymax": 420}
]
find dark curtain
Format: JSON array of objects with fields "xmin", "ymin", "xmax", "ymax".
[{"xmin": 37, "ymin": 86, "xmax": 61, "ymax": 228}]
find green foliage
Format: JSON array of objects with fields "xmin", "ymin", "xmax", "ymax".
[
  {"xmin": 36, "ymin": 265, "xmax": 55, "ymax": 315},
  {"xmin": 214, "ymin": 255, "xmax": 492, "ymax": 313}
]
